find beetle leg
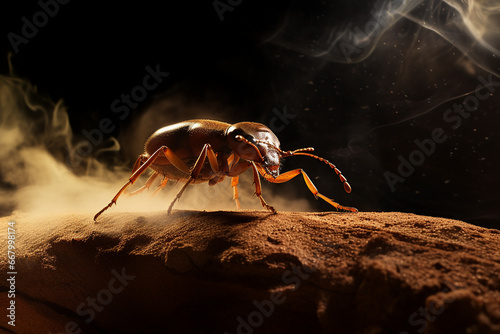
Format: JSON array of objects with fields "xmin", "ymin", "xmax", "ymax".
[
  {"xmin": 94, "ymin": 146, "xmax": 191, "ymax": 222},
  {"xmin": 122, "ymin": 155, "xmax": 147, "ymax": 195},
  {"xmin": 167, "ymin": 144, "xmax": 220, "ymax": 215},
  {"xmin": 128, "ymin": 171, "xmax": 159, "ymax": 196},
  {"xmin": 131, "ymin": 154, "xmax": 147, "ymax": 174},
  {"xmin": 257, "ymin": 166, "xmax": 358, "ymax": 212},
  {"xmin": 191, "ymin": 143, "xmax": 220, "ymax": 176},
  {"xmin": 231, "ymin": 176, "xmax": 241, "ymax": 210},
  {"xmin": 167, "ymin": 179, "xmax": 193, "ymax": 215},
  {"xmin": 227, "ymin": 160, "xmax": 251, "ymax": 177},
  {"xmin": 251, "ymin": 162, "xmax": 276, "ymax": 214},
  {"xmin": 151, "ymin": 176, "xmax": 169, "ymax": 197},
  {"xmin": 226, "ymin": 159, "xmax": 251, "ymax": 210},
  {"xmin": 228, "ymin": 154, "xmax": 240, "ymax": 169}
]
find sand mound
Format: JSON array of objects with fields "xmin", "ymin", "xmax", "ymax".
[{"xmin": 1, "ymin": 211, "xmax": 499, "ymax": 334}]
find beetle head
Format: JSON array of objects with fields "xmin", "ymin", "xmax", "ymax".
[
  {"xmin": 226, "ymin": 121, "xmax": 353, "ymax": 193},
  {"xmin": 226, "ymin": 122, "xmax": 281, "ymax": 177}
]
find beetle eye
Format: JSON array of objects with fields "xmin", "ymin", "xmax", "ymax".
[
  {"xmin": 266, "ymin": 150, "xmax": 279, "ymax": 163},
  {"xmin": 263, "ymin": 148, "xmax": 280, "ymax": 170}
]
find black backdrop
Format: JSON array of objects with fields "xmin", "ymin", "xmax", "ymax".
[{"xmin": 1, "ymin": 0, "xmax": 499, "ymax": 228}]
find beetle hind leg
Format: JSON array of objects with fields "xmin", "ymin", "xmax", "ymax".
[{"xmin": 94, "ymin": 146, "xmax": 191, "ymax": 222}]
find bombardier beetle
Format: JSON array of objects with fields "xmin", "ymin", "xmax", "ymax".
[{"xmin": 94, "ymin": 119, "xmax": 357, "ymax": 221}]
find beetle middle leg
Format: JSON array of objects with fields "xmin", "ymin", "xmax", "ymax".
[{"xmin": 166, "ymin": 143, "xmax": 220, "ymax": 215}]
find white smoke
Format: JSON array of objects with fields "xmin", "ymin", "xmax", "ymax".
[
  {"xmin": 0, "ymin": 61, "xmax": 311, "ymax": 218},
  {"xmin": 268, "ymin": 0, "xmax": 500, "ymax": 76}
]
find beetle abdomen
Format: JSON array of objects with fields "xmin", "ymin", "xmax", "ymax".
[
  {"xmin": 144, "ymin": 122, "xmax": 191, "ymax": 157},
  {"xmin": 144, "ymin": 120, "xmax": 230, "ymax": 160}
]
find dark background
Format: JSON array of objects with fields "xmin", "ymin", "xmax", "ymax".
[{"xmin": 1, "ymin": 0, "xmax": 499, "ymax": 228}]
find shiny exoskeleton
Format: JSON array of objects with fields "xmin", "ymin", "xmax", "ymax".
[{"xmin": 94, "ymin": 119, "xmax": 357, "ymax": 221}]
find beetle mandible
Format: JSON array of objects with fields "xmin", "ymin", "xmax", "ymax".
[{"xmin": 94, "ymin": 119, "xmax": 357, "ymax": 221}]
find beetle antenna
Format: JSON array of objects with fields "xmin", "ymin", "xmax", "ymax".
[
  {"xmin": 250, "ymin": 141, "xmax": 351, "ymax": 193},
  {"xmin": 253, "ymin": 141, "xmax": 308, "ymax": 157},
  {"xmin": 287, "ymin": 147, "xmax": 315, "ymax": 156},
  {"xmin": 288, "ymin": 151, "xmax": 352, "ymax": 194}
]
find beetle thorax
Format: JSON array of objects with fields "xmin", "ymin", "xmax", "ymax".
[{"xmin": 226, "ymin": 122, "xmax": 282, "ymax": 177}]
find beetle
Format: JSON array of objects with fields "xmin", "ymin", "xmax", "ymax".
[{"xmin": 94, "ymin": 119, "xmax": 357, "ymax": 221}]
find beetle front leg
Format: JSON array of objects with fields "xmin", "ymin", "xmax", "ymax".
[
  {"xmin": 226, "ymin": 158, "xmax": 252, "ymax": 210},
  {"xmin": 231, "ymin": 176, "xmax": 241, "ymax": 210},
  {"xmin": 251, "ymin": 162, "xmax": 276, "ymax": 214},
  {"xmin": 257, "ymin": 166, "xmax": 358, "ymax": 213}
]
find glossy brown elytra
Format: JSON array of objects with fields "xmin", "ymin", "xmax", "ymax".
[{"xmin": 94, "ymin": 119, "xmax": 357, "ymax": 221}]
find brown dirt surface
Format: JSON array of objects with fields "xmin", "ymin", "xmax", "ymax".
[{"xmin": 1, "ymin": 211, "xmax": 500, "ymax": 334}]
